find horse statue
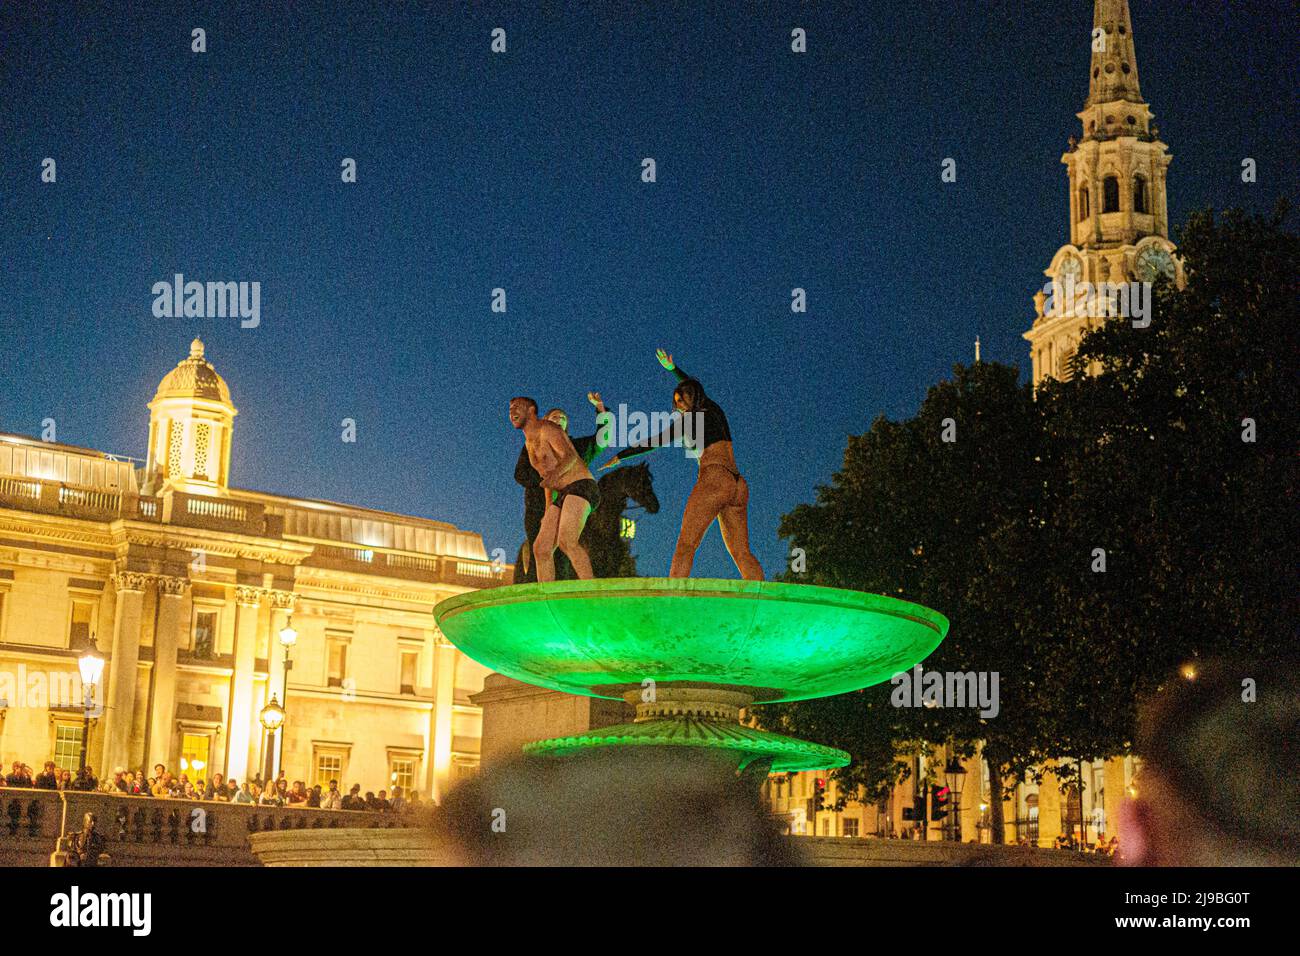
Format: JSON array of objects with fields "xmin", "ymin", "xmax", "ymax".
[{"xmin": 513, "ymin": 462, "xmax": 659, "ymax": 582}]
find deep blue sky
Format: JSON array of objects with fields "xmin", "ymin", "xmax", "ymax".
[{"xmin": 1, "ymin": 1, "xmax": 1295, "ymax": 576}]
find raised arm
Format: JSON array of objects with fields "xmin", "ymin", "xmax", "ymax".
[{"xmin": 656, "ymin": 348, "xmax": 691, "ymax": 385}]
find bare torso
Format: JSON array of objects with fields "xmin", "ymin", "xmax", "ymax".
[{"xmin": 525, "ymin": 419, "xmax": 593, "ymax": 491}]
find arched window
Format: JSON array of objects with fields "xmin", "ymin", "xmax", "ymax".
[
  {"xmin": 1133, "ymin": 174, "xmax": 1149, "ymax": 214},
  {"xmin": 1103, "ymin": 176, "xmax": 1120, "ymax": 213},
  {"xmin": 1079, "ymin": 184, "xmax": 1090, "ymax": 220}
]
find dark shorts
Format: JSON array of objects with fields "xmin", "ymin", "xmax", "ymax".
[{"xmin": 551, "ymin": 478, "xmax": 600, "ymax": 512}]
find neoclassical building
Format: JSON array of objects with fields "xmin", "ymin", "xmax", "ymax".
[
  {"xmin": 0, "ymin": 338, "xmax": 504, "ymax": 799},
  {"xmin": 1024, "ymin": 0, "xmax": 1183, "ymax": 385}
]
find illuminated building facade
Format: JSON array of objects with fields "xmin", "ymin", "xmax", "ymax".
[{"xmin": 0, "ymin": 338, "xmax": 503, "ymax": 799}]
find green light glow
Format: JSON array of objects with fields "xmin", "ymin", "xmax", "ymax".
[
  {"xmin": 434, "ymin": 577, "xmax": 948, "ymax": 703},
  {"xmin": 523, "ymin": 717, "xmax": 852, "ymax": 773}
]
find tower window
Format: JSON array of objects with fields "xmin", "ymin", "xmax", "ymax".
[
  {"xmin": 1093, "ymin": 68, "xmax": 1099, "ymax": 79},
  {"xmin": 1103, "ymin": 176, "xmax": 1120, "ymax": 213},
  {"xmin": 1133, "ymin": 175, "xmax": 1149, "ymax": 214},
  {"xmin": 1122, "ymin": 62, "xmax": 1131, "ymax": 74},
  {"xmin": 1079, "ymin": 185, "xmax": 1090, "ymax": 220}
]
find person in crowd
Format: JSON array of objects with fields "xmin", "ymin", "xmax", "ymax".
[
  {"xmin": 58, "ymin": 769, "xmax": 73, "ymax": 791},
  {"xmin": 151, "ymin": 772, "xmax": 172, "ymax": 797},
  {"xmin": 320, "ymin": 779, "xmax": 343, "ymax": 810},
  {"xmin": 182, "ymin": 780, "xmax": 198, "ymax": 800},
  {"xmin": 204, "ymin": 773, "xmax": 229, "ymax": 801},
  {"xmin": 113, "ymin": 768, "xmax": 129, "ymax": 794},
  {"xmin": 233, "ymin": 781, "xmax": 254, "ymax": 804},
  {"xmin": 66, "ymin": 812, "xmax": 107, "ymax": 867},
  {"xmin": 5, "ymin": 761, "xmax": 33, "ymax": 787},
  {"xmin": 408, "ymin": 790, "xmax": 421, "ymax": 808},
  {"xmin": 72, "ymin": 765, "xmax": 98, "ymax": 791},
  {"xmin": 257, "ymin": 782, "xmax": 280, "ymax": 806},
  {"xmin": 34, "ymin": 761, "xmax": 59, "ymax": 790},
  {"xmin": 341, "ymin": 784, "xmax": 364, "ymax": 810},
  {"xmin": 1119, "ymin": 656, "xmax": 1300, "ymax": 866},
  {"xmin": 287, "ymin": 780, "xmax": 308, "ymax": 805},
  {"xmin": 373, "ymin": 789, "xmax": 391, "ymax": 812},
  {"xmin": 389, "ymin": 785, "xmax": 406, "ymax": 813},
  {"xmin": 306, "ymin": 784, "xmax": 322, "ymax": 808}
]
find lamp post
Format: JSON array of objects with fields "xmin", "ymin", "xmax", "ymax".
[
  {"xmin": 259, "ymin": 695, "xmax": 285, "ymax": 784},
  {"xmin": 273, "ymin": 616, "xmax": 297, "ymax": 779},
  {"xmin": 944, "ymin": 756, "xmax": 967, "ymax": 842},
  {"xmin": 76, "ymin": 650, "xmax": 105, "ymax": 776}
]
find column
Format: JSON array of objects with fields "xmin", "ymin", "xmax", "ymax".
[
  {"xmin": 224, "ymin": 586, "xmax": 263, "ymax": 783},
  {"xmin": 267, "ymin": 592, "xmax": 295, "ymax": 705},
  {"xmin": 428, "ymin": 635, "xmax": 457, "ymax": 803},
  {"xmin": 102, "ymin": 571, "xmax": 149, "ymax": 774},
  {"xmin": 146, "ymin": 576, "xmax": 188, "ymax": 772},
  {"xmin": 1038, "ymin": 762, "xmax": 1063, "ymax": 848},
  {"xmin": 1102, "ymin": 756, "xmax": 1127, "ymax": 842}
]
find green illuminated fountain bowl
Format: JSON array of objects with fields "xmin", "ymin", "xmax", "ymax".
[
  {"xmin": 434, "ymin": 578, "xmax": 948, "ymax": 774},
  {"xmin": 435, "ymin": 577, "xmax": 947, "ymax": 702}
]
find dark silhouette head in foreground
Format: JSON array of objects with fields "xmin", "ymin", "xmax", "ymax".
[
  {"xmin": 432, "ymin": 749, "xmax": 803, "ymax": 866},
  {"xmin": 1119, "ymin": 657, "xmax": 1300, "ymax": 866}
]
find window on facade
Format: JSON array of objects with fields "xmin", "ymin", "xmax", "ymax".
[
  {"xmin": 390, "ymin": 757, "xmax": 416, "ymax": 792},
  {"xmin": 843, "ymin": 817, "xmax": 860, "ymax": 838},
  {"xmin": 53, "ymin": 723, "xmax": 83, "ymax": 772},
  {"xmin": 1078, "ymin": 185, "xmax": 1090, "ymax": 220},
  {"xmin": 327, "ymin": 640, "xmax": 349, "ymax": 688},
  {"xmin": 1103, "ymin": 176, "xmax": 1120, "ymax": 213},
  {"xmin": 68, "ymin": 599, "xmax": 96, "ymax": 647},
  {"xmin": 1133, "ymin": 175, "xmax": 1149, "ymax": 214},
  {"xmin": 193, "ymin": 610, "xmax": 217, "ymax": 658},
  {"xmin": 314, "ymin": 751, "xmax": 344, "ymax": 788},
  {"xmin": 400, "ymin": 650, "xmax": 418, "ymax": 695}
]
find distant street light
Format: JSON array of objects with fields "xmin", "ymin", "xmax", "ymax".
[{"xmin": 76, "ymin": 650, "xmax": 105, "ymax": 775}]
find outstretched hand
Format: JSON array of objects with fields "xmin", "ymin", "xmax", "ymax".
[
  {"xmin": 587, "ymin": 391, "xmax": 603, "ymax": 408},
  {"xmin": 655, "ymin": 348, "xmax": 674, "ymax": 371}
]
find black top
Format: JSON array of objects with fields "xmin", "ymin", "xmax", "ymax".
[{"xmin": 620, "ymin": 364, "xmax": 732, "ymax": 460}]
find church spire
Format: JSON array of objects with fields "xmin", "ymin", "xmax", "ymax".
[{"xmin": 1087, "ymin": 0, "xmax": 1142, "ymax": 107}]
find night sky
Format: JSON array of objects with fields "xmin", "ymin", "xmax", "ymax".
[{"xmin": 1, "ymin": 2, "xmax": 1295, "ymax": 577}]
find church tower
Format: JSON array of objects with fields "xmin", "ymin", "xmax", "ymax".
[
  {"xmin": 1025, "ymin": 0, "xmax": 1183, "ymax": 385},
  {"xmin": 143, "ymin": 338, "xmax": 237, "ymax": 495}
]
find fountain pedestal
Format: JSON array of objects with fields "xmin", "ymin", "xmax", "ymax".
[{"xmin": 436, "ymin": 578, "xmax": 950, "ymax": 781}]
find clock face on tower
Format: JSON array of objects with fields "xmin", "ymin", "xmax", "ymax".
[{"xmin": 1136, "ymin": 247, "xmax": 1175, "ymax": 283}]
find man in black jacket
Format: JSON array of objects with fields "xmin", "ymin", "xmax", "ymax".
[{"xmin": 34, "ymin": 761, "xmax": 59, "ymax": 790}]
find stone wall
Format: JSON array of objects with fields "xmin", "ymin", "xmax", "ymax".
[{"xmin": 0, "ymin": 788, "xmax": 415, "ymax": 867}]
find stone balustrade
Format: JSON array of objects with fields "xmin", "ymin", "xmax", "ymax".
[{"xmin": 0, "ymin": 787, "xmax": 427, "ymax": 867}]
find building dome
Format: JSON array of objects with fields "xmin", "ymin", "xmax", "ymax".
[
  {"xmin": 153, "ymin": 338, "xmax": 232, "ymax": 405},
  {"xmin": 144, "ymin": 338, "xmax": 237, "ymax": 494}
]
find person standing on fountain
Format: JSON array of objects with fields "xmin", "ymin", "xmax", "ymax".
[
  {"xmin": 545, "ymin": 391, "xmax": 611, "ymax": 468},
  {"xmin": 516, "ymin": 392, "xmax": 610, "ymax": 580},
  {"xmin": 509, "ymin": 396, "xmax": 599, "ymax": 581},
  {"xmin": 601, "ymin": 350, "xmax": 762, "ymax": 581}
]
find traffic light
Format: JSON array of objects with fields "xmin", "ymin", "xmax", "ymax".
[
  {"xmin": 931, "ymin": 783, "xmax": 951, "ymax": 820},
  {"xmin": 813, "ymin": 777, "xmax": 826, "ymax": 812}
]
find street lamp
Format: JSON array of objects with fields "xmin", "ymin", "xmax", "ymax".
[
  {"xmin": 260, "ymin": 695, "xmax": 286, "ymax": 783},
  {"xmin": 272, "ymin": 615, "xmax": 297, "ymax": 779},
  {"xmin": 76, "ymin": 650, "xmax": 105, "ymax": 776},
  {"xmin": 944, "ymin": 757, "xmax": 967, "ymax": 842}
]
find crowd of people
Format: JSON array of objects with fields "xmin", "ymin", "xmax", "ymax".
[{"xmin": 2, "ymin": 759, "xmax": 422, "ymax": 812}]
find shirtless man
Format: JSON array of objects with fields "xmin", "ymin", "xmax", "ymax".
[{"xmin": 509, "ymin": 396, "xmax": 599, "ymax": 581}]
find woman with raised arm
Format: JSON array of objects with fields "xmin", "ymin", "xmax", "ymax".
[{"xmin": 602, "ymin": 349, "xmax": 763, "ymax": 580}]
